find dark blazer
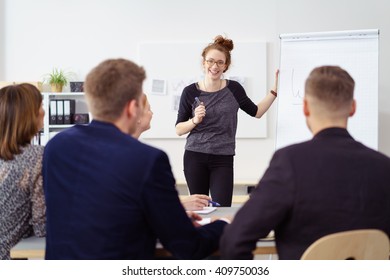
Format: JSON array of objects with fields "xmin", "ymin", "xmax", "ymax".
[
  {"xmin": 43, "ymin": 120, "xmax": 226, "ymax": 260},
  {"xmin": 220, "ymin": 128, "xmax": 390, "ymax": 259}
]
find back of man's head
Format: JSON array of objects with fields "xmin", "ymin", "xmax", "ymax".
[
  {"xmin": 305, "ymin": 66, "xmax": 355, "ymax": 117},
  {"xmin": 84, "ymin": 58, "xmax": 146, "ymax": 122}
]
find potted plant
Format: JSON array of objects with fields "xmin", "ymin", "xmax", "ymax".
[{"xmin": 44, "ymin": 68, "xmax": 72, "ymax": 92}]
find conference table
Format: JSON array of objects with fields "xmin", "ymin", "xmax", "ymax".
[{"xmin": 10, "ymin": 207, "xmax": 276, "ymax": 259}]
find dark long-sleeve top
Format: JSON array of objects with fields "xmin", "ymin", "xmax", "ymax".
[
  {"xmin": 176, "ymin": 80, "xmax": 258, "ymax": 155},
  {"xmin": 0, "ymin": 145, "xmax": 46, "ymax": 260},
  {"xmin": 43, "ymin": 120, "xmax": 227, "ymax": 259}
]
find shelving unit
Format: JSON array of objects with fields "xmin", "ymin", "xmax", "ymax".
[{"xmin": 40, "ymin": 92, "xmax": 88, "ymax": 145}]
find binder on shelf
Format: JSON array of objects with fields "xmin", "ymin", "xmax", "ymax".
[
  {"xmin": 56, "ymin": 100, "xmax": 64, "ymax": 124},
  {"xmin": 64, "ymin": 99, "xmax": 76, "ymax": 124},
  {"xmin": 49, "ymin": 100, "xmax": 57, "ymax": 124}
]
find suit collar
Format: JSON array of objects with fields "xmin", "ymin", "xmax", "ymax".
[
  {"xmin": 89, "ymin": 119, "xmax": 119, "ymax": 131},
  {"xmin": 313, "ymin": 127, "xmax": 353, "ymax": 140}
]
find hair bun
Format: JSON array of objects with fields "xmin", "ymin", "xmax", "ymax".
[{"xmin": 213, "ymin": 35, "xmax": 234, "ymax": 51}]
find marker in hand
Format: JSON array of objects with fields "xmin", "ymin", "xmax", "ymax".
[
  {"xmin": 209, "ymin": 200, "xmax": 220, "ymax": 207},
  {"xmin": 194, "ymin": 97, "xmax": 205, "ymax": 125},
  {"xmin": 195, "ymin": 97, "xmax": 201, "ymax": 106}
]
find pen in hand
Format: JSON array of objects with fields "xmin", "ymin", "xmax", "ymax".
[
  {"xmin": 209, "ymin": 200, "xmax": 220, "ymax": 207},
  {"xmin": 193, "ymin": 97, "xmax": 205, "ymax": 125},
  {"xmin": 195, "ymin": 97, "xmax": 201, "ymax": 106}
]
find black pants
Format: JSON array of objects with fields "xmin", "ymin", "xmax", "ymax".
[{"xmin": 183, "ymin": 150, "xmax": 234, "ymax": 207}]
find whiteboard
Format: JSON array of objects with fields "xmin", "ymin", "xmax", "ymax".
[
  {"xmin": 276, "ymin": 29, "xmax": 379, "ymax": 150},
  {"xmin": 137, "ymin": 42, "xmax": 267, "ymax": 139}
]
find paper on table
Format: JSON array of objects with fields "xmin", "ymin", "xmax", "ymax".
[
  {"xmin": 197, "ymin": 217, "xmax": 211, "ymax": 226},
  {"xmin": 193, "ymin": 207, "xmax": 217, "ymax": 214}
]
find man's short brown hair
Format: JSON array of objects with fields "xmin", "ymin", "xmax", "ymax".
[
  {"xmin": 305, "ymin": 66, "xmax": 355, "ymax": 112},
  {"xmin": 84, "ymin": 58, "xmax": 146, "ymax": 121}
]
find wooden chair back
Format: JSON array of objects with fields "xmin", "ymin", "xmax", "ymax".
[{"xmin": 301, "ymin": 229, "xmax": 390, "ymax": 260}]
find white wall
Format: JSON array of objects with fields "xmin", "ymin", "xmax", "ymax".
[
  {"xmin": 0, "ymin": 0, "xmax": 4, "ymax": 79},
  {"xmin": 2, "ymin": 0, "xmax": 389, "ymax": 183}
]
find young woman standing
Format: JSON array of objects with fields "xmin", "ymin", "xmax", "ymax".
[{"xmin": 175, "ymin": 35, "xmax": 278, "ymax": 206}]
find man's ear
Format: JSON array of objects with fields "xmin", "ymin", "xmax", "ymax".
[
  {"xmin": 303, "ymin": 98, "xmax": 310, "ymax": 117},
  {"xmin": 349, "ymin": 99, "xmax": 356, "ymax": 117},
  {"xmin": 126, "ymin": 99, "xmax": 139, "ymax": 119}
]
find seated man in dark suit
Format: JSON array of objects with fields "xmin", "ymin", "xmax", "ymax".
[
  {"xmin": 220, "ymin": 65, "xmax": 390, "ymax": 259},
  {"xmin": 43, "ymin": 58, "xmax": 229, "ymax": 260}
]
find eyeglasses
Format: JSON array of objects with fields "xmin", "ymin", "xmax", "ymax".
[{"xmin": 205, "ymin": 59, "xmax": 225, "ymax": 67}]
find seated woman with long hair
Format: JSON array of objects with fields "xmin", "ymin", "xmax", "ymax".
[{"xmin": 0, "ymin": 83, "xmax": 46, "ymax": 259}]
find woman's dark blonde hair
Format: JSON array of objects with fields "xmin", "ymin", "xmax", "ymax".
[
  {"xmin": 202, "ymin": 35, "xmax": 234, "ymax": 73},
  {"xmin": 0, "ymin": 83, "xmax": 43, "ymax": 160}
]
